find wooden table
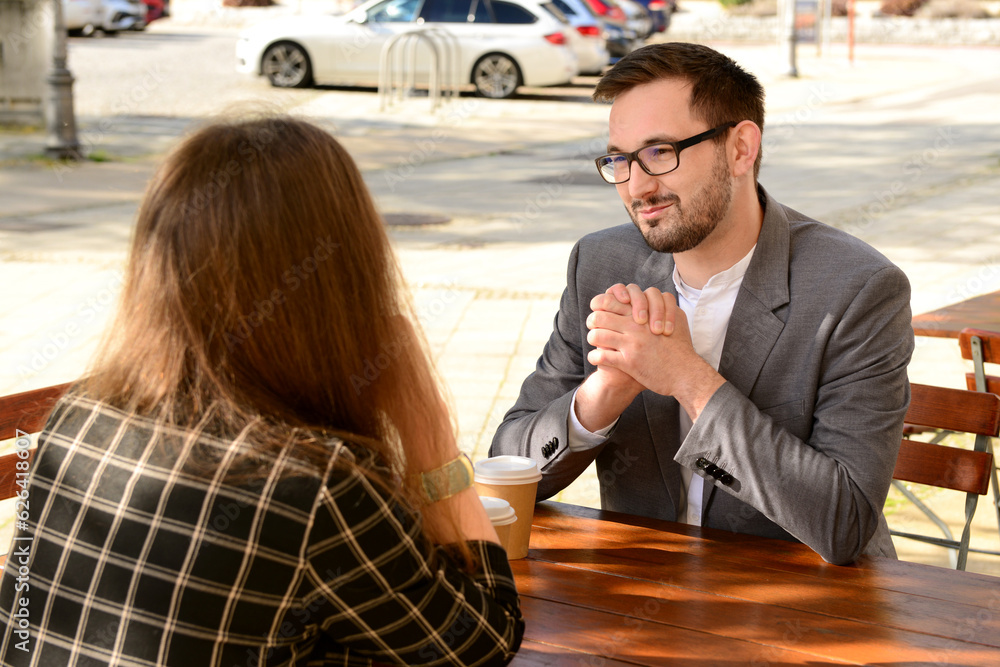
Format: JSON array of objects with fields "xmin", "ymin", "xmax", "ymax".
[
  {"xmin": 911, "ymin": 290, "xmax": 1000, "ymax": 339},
  {"xmin": 509, "ymin": 502, "xmax": 1000, "ymax": 666}
]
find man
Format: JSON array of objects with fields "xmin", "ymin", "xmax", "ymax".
[{"xmin": 489, "ymin": 43, "xmax": 913, "ymax": 565}]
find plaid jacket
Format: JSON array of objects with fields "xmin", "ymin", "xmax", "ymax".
[{"xmin": 0, "ymin": 396, "xmax": 523, "ymax": 666}]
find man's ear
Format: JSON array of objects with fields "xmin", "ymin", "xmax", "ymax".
[{"xmin": 730, "ymin": 121, "xmax": 761, "ymax": 178}]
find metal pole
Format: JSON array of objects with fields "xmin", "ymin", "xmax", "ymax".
[
  {"xmin": 848, "ymin": 0, "xmax": 856, "ymax": 65},
  {"xmin": 780, "ymin": 0, "xmax": 798, "ymax": 77},
  {"xmin": 45, "ymin": 0, "xmax": 82, "ymax": 160},
  {"xmin": 822, "ymin": 0, "xmax": 832, "ymax": 56}
]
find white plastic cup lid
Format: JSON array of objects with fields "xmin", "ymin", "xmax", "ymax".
[
  {"xmin": 479, "ymin": 496, "xmax": 517, "ymax": 526},
  {"xmin": 474, "ymin": 455, "xmax": 542, "ymax": 485}
]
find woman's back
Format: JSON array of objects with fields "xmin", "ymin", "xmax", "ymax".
[{"xmin": 0, "ymin": 395, "xmax": 521, "ymax": 665}]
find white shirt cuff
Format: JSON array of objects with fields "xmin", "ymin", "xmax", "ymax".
[{"xmin": 567, "ymin": 388, "xmax": 618, "ymax": 452}]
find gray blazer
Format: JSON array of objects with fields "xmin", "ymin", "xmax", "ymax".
[{"xmin": 490, "ymin": 187, "xmax": 914, "ymax": 565}]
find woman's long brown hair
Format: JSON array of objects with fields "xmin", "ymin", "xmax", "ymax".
[{"xmin": 82, "ymin": 116, "xmax": 461, "ymax": 550}]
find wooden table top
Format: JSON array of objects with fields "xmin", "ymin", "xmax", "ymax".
[
  {"xmin": 911, "ymin": 290, "xmax": 1000, "ymax": 339},
  {"xmin": 510, "ymin": 502, "xmax": 1000, "ymax": 666}
]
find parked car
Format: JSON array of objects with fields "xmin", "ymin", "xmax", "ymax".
[
  {"xmin": 600, "ymin": 16, "xmax": 638, "ymax": 60},
  {"xmin": 236, "ymin": 0, "xmax": 580, "ymax": 99},
  {"xmin": 548, "ymin": 0, "xmax": 610, "ymax": 74},
  {"xmin": 142, "ymin": 0, "xmax": 166, "ymax": 23},
  {"xmin": 575, "ymin": 0, "xmax": 641, "ymax": 60},
  {"xmin": 582, "ymin": 0, "xmax": 649, "ymax": 42},
  {"xmin": 614, "ymin": 0, "xmax": 653, "ymax": 39},
  {"xmin": 64, "ymin": 0, "xmax": 146, "ymax": 35},
  {"xmin": 64, "ymin": 0, "xmax": 103, "ymax": 35},
  {"xmin": 630, "ymin": 0, "xmax": 674, "ymax": 34}
]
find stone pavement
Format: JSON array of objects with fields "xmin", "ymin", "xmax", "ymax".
[{"xmin": 2, "ymin": 19, "xmax": 1000, "ymax": 574}]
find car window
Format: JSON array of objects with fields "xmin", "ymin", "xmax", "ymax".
[
  {"xmin": 366, "ymin": 0, "xmax": 421, "ymax": 22},
  {"xmin": 550, "ymin": 0, "xmax": 577, "ymax": 17},
  {"xmin": 540, "ymin": 1, "xmax": 569, "ymax": 21},
  {"xmin": 420, "ymin": 0, "xmax": 476, "ymax": 21},
  {"xmin": 491, "ymin": 0, "xmax": 537, "ymax": 23},
  {"xmin": 471, "ymin": 0, "xmax": 493, "ymax": 21}
]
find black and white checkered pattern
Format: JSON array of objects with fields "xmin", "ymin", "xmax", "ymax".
[{"xmin": 0, "ymin": 396, "xmax": 523, "ymax": 666}]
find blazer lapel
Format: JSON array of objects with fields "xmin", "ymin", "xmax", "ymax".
[
  {"xmin": 635, "ymin": 250, "xmax": 675, "ymax": 292},
  {"xmin": 717, "ymin": 188, "xmax": 791, "ymax": 396}
]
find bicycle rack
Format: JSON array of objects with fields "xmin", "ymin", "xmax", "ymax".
[{"xmin": 378, "ymin": 27, "xmax": 461, "ymax": 112}]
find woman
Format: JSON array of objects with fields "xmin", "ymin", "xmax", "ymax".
[{"xmin": 0, "ymin": 117, "xmax": 523, "ymax": 665}]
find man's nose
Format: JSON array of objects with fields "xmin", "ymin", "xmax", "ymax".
[{"xmin": 627, "ymin": 160, "xmax": 658, "ymax": 200}]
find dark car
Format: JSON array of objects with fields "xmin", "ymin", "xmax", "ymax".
[
  {"xmin": 631, "ymin": 0, "xmax": 674, "ymax": 33},
  {"xmin": 602, "ymin": 18, "xmax": 638, "ymax": 60}
]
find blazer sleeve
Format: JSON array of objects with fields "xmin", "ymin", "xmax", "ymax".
[
  {"xmin": 303, "ymin": 465, "xmax": 524, "ymax": 666},
  {"xmin": 675, "ymin": 263, "xmax": 913, "ymax": 565},
  {"xmin": 489, "ymin": 240, "xmax": 615, "ymax": 500}
]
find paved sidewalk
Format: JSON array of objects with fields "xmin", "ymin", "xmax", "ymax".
[{"xmin": 2, "ymin": 22, "xmax": 1000, "ymax": 573}]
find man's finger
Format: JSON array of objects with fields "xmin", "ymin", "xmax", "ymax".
[
  {"xmin": 587, "ymin": 328, "xmax": 624, "ymax": 350},
  {"xmin": 623, "ymin": 284, "xmax": 649, "ymax": 324},
  {"xmin": 587, "ymin": 310, "xmax": 631, "ymax": 333},
  {"xmin": 644, "ymin": 287, "xmax": 666, "ymax": 334},
  {"xmin": 607, "ymin": 283, "xmax": 631, "ymax": 303},
  {"xmin": 587, "ymin": 347, "xmax": 622, "ymax": 368},
  {"xmin": 591, "ymin": 292, "xmax": 633, "ymax": 315}
]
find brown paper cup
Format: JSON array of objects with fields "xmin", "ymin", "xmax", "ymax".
[
  {"xmin": 474, "ymin": 456, "xmax": 542, "ymax": 560},
  {"xmin": 479, "ymin": 496, "xmax": 516, "ymax": 552}
]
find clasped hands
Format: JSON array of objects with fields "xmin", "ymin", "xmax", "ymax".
[{"xmin": 581, "ymin": 283, "xmax": 724, "ymax": 425}]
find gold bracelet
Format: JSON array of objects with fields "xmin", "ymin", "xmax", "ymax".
[{"xmin": 416, "ymin": 453, "xmax": 474, "ymax": 503}]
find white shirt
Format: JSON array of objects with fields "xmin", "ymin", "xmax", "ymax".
[{"xmin": 567, "ymin": 245, "xmax": 756, "ymax": 525}]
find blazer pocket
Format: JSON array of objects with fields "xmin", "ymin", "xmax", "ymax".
[{"xmin": 760, "ymin": 399, "xmax": 804, "ymax": 423}]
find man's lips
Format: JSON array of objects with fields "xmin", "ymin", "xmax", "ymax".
[{"xmin": 635, "ymin": 201, "xmax": 673, "ymax": 220}]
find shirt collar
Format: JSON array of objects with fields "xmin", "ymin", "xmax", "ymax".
[{"xmin": 673, "ymin": 244, "xmax": 758, "ymax": 296}]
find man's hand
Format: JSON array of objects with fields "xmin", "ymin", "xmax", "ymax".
[
  {"xmin": 571, "ymin": 286, "xmax": 664, "ymax": 432},
  {"xmin": 587, "ymin": 286, "xmax": 725, "ymax": 421},
  {"xmin": 600, "ymin": 283, "xmax": 676, "ymax": 335}
]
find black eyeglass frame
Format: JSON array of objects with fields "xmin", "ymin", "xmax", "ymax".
[{"xmin": 594, "ymin": 121, "xmax": 739, "ymax": 185}]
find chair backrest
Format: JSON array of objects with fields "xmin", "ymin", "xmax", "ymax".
[
  {"xmin": 0, "ymin": 383, "xmax": 72, "ymax": 500},
  {"xmin": 894, "ymin": 383, "xmax": 999, "ymax": 494},
  {"xmin": 959, "ymin": 328, "xmax": 1000, "ymax": 395}
]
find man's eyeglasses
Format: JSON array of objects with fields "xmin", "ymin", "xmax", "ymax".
[{"xmin": 594, "ymin": 122, "xmax": 738, "ymax": 185}]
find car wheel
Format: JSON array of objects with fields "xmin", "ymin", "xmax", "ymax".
[
  {"xmin": 471, "ymin": 53, "xmax": 521, "ymax": 100},
  {"xmin": 262, "ymin": 41, "xmax": 313, "ymax": 89}
]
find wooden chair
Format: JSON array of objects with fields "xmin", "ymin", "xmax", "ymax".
[
  {"xmin": 0, "ymin": 383, "xmax": 72, "ymax": 567},
  {"xmin": 890, "ymin": 382, "xmax": 1000, "ymax": 570},
  {"xmin": 958, "ymin": 327, "xmax": 1000, "ymax": 551},
  {"xmin": 0, "ymin": 383, "xmax": 72, "ymax": 500}
]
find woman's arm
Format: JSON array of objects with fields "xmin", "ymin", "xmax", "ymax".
[{"xmin": 304, "ymin": 466, "xmax": 524, "ymax": 666}]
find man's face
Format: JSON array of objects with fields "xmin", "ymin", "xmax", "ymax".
[{"xmin": 607, "ymin": 78, "xmax": 733, "ymax": 254}]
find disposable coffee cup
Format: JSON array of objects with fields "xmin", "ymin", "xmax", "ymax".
[
  {"xmin": 479, "ymin": 496, "xmax": 517, "ymax": 552},
  {"xmin": 474, "ymin": 456, "xmax": 542, "ymax": 559}
]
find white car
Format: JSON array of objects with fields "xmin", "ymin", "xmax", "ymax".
[
  {"xmin": 236, "ymin": 0, "xmax": 580, "ymax": 99},
  {"xmin": 549, "ymin": 0, "xmax": 610, "ymax": 75},
  {"xmin": 64, "ymin": 0, "xmax": 103, "ymax": 35},
  {"xmin": 103, "ymin": 0, "xmax": 147, "ymax": 32},
  {"xmin": 64, "ymin": 0, "xmax": 146, "ymax": 35}
]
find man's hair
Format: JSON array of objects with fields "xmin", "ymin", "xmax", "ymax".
[{"xmin": 594, "ymin": 42, "xmax": 766, "ymax": 178}]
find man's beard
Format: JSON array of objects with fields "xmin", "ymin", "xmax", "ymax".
[{"xmin": 628, "ymin": 149, "xmax": 733, "ymax": 254}]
